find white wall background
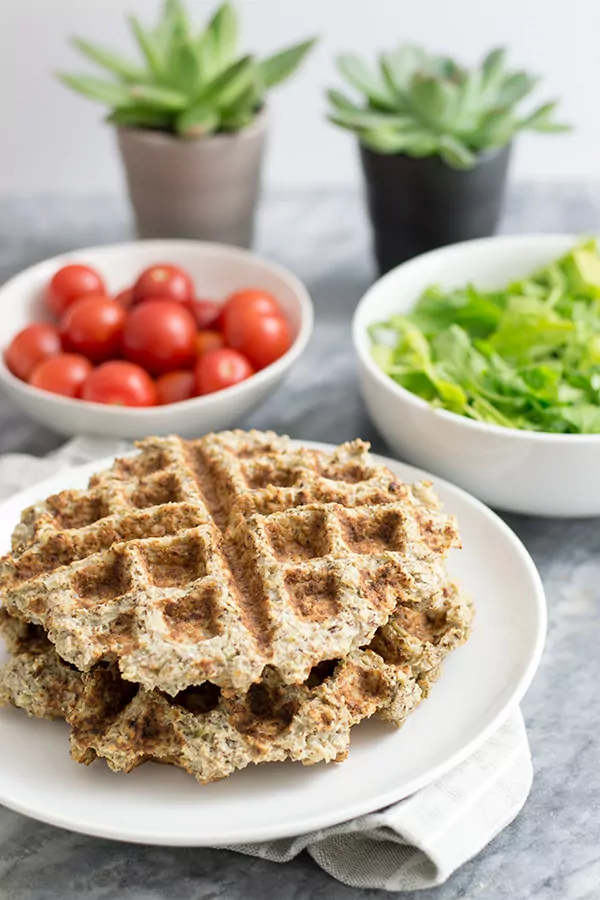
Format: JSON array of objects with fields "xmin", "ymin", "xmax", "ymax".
[{"xmin": 0, "ymin": 0, "xmax": 597, "ymax": 195}]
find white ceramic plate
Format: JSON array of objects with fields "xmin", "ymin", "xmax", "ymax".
[{"xmin": 0, "ymin": 444, "xmax": 546, "ymax": 846}]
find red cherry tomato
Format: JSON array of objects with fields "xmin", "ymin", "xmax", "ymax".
[
  {"xmin": 196, "ymin": 330, "xmax": 225, "ymax": 356},
  {"xmin": 82, "ymin": 361, "xmax": 157, "ymax": 407},
  {"xmin": 132, "ymin": 264, "xmax": 194, "ymax": 305},
  {"xmin": 222, "ymin": 289, "xmax": 281, "ymax": 325},
  {"xmin": 60, "ymin": 296, "xmax": 126, "ymax": 363},
  {"xmin": 4, "ymin": 323, "xmax": 61, "ymax": 381},
  {"xmin": 189, "ymin": 298, "xmax": 222, "ymax": 330},
  {"xmin": 46, "ymin": 264, "xmax": 106, "ymax": 318},
  {"xmin": 114, "ymin": 288, "xmax": 135, "ymax": 310},
  {"xmin": 156, "ymin": 370, "xmax": 196, "ymax": 405},
  {"xmin": 29, "ymin": 353, "xmax": 93, "ymax": 398},
  {"xmin": 195, "ymin": 348, "xmax": 254, "ymax": 395},
  {"xmin": 122, "ymin": 300, "xmax": 197, "ymax": 375},
  {"xmin": 224, "ymin": 310, "xmax": 292, "ymax": 370}
]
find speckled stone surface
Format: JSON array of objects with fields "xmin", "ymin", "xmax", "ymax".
[{"xmin": 0, "ymin": 186, "xmax": 599, "ymax": 899}]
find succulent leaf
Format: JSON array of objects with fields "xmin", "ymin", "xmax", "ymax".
[
  {"xmin": 128, "ymin": 84, "xmax": 188, "ymax": 110},
  {"xmin": 152, "ymin": 14, "xmax": 171, "ymax": 66},
  {"xmin": 410, "ymin": 76, "xmax": 460, "ymax": 128},
  {"xmin": 220, "ymin": 86, "xmax": 259, "ymax": 131},
  {"xmin": 58, "ymin": 74, "xmax": 135, "ymax": 107},
  {"xmin": 128, "ymin": 16, "xmax": 165, "ymax": 80},
  {"xmin": 520, "ymin": 101, "xmax": 571, "ymax": 132},
  {"xmin": 438, "ymin": 135, "xmax": 476, "ymax": 169},
  {"xmin": 337, "ymin": 54, "xmax": 396, "ymax": 110},
  {"xmin": 379, "ymin": 54, "xmax": 411, "ymax": 111},
  {"xmin": 403, "ymin": 132, "xmax": 440, "ymax": 156},
  {"xmin": 164, "ymin": 0, "xmax": 191, "ymax": 37},
  {"xmin": 220, "ymin": 110, "xmax": 255, "ymax": 132},
  {"xmin": 382, "ymin": 45, "xmax": 427, "ymax": 93},
  {"xmin": 169, "ymin": 38, "xmax": 199, "ymax": 93},
  {"xmin": 259, "ymin": 38, "xmax": 317, "ymax": 90},
  {"xmin": 360, "ymin": 125, "xmax": 439, "ymax": 156},
  {"xmin": 196, "ymin": 55, "xmax": 256, "ymax": 110},
  {"xmin": 481, "ymin": 48, "xmax": 506, "ymax": 91},
  {"xmin": 497, "ymin": 72, "xmax": 539, "ymax": 108},
  {"xmin": 327, "ymin": 89, "xmax": 360, "ymax": 112},
  {"xmin": 206, "ymin": 1, "xmax": 238, "ymax": 70},
  {"xmin": 70, "ymin": 38, "xmax": 144, "ymax": 82},
  {"xmin": 473, "ymin": 109, "xmax": 519, "ymax": 149},
  {"xmin": 176, "ymin": 104, "xmax": 220, "ymax": 137},
  {"xmin": 359, "ymin": 127, "xmax": 411, "ymax": 154},
  {"xmin": 432, "ymin": 56, "xmax": 467, "ymax": 82},
  {"xmin": 195, "ymin": 25, "xmax": 220, "ymax": 84}
]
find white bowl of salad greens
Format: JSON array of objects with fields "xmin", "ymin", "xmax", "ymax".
[{"xmin": 353, "ymin": 234, "xmax": 600, "ymax": 517}]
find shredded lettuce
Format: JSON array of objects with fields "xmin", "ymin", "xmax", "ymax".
[{"xmin": 369, "ymin": 239, "xmax": 600, "ymax": 433}]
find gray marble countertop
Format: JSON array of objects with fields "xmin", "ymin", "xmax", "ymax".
[{"xmin": 0, "ymin": 186, "xmax": 599, "ymax": 899}]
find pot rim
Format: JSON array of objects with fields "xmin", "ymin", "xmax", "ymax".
[{"xmin": 115, "ymin": 105, "xmax": 268, "ymax": 146}]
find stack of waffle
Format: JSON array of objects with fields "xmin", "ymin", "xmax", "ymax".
[{"xmin": 0, "ymin": 430, "xmax": 473, "ymax": 784}]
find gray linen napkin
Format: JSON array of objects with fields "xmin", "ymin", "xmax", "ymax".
[{"xmin": 0, "ymin": 437, "xmax": 533, "ymax": 892}]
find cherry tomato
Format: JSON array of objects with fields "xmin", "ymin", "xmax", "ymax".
[
  {"xmin": 196, "ymin": 330, "xmax": 225, "ymax": 356},
  {"xmin": 224, "ymin": 310, "xmax": 292, "ymax": 370},
  {"xmin": 195, "ymin": 348, "xmax": 254, "ymax": 395},
  {"xmin": 29, "ymin": 353, "xmax": 93, "ymax": 398},
  {"xmin": 156, "ymin": 370, "xmax": 196, "ymax": 405},
  {"xmin": 221, "ymin": 289, "xmax": 281, "ymax": 329},
  {"xmin": 4, "ymin": 323, "xmax": 61, "ymax": 381},
  {"xmin": 114, "ymin": 288, "xmax": 135, "ymax": 310},
  {"xmin": 82, "ymin": 361, "xmax": 157, "ymax": 407},
  {"xmin": 132, "ymin": 264, "xmax": 194, "ymax": 305},
  {"xmin": 46, "ymin": 264, "xmax": 106, "ymax": 318},
  {"xmin": 189, "ymin": 298, "xmax": 222, "ymax": 330},
  {"xmin": 60, "ymin": 296, "xmax": 126, "ymax": 363},
  {"xmin": 122, "ymin": 300, "xmax": 197, "ymax": 375}
]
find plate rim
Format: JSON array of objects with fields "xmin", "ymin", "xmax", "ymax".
[{"xmin": 0, "ymin": 441, "xmax": 547, "ymax": 845}]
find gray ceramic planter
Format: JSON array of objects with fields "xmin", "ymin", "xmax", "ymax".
[{"xmin": 116, "ymin": 110, "xmax": 267, "ymax": 247}]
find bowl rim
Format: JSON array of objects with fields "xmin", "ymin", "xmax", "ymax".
[
  {"xmin": 0, "ymin": 238, "xmax": 314, "ymax": 417},
  {"xmin": 352, "ymin": 232, "xmax": 600, "ymax": 445}
]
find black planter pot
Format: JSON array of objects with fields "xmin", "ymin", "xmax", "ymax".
[{"xmin": 360, "ymin": 143, "xmax": 512, "ymax": 275}]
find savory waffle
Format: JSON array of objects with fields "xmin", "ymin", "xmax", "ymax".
[
  {"xmin": 0, "ymin": 431, "xmax": 459, "ymax": 696},
  {"xmin": 371, "ymin": 580, "xmax": 473, "ymax": 721},
  {"xmin": 0, "ymin": 583, "xmax": 472, "ymax": 783}
]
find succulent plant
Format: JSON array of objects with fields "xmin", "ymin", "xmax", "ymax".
[
  {"xmin": 60, "ymin": 0, "xmax": 315, "ymax": 137},
  {"xmin": 328, "ymin": 46, "xmax": 569, "ymax": 169}
]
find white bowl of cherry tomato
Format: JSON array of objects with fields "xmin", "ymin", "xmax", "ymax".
[{"xmin": 0, "ymin": 240, "xmax": 313, "ymax": 438}]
